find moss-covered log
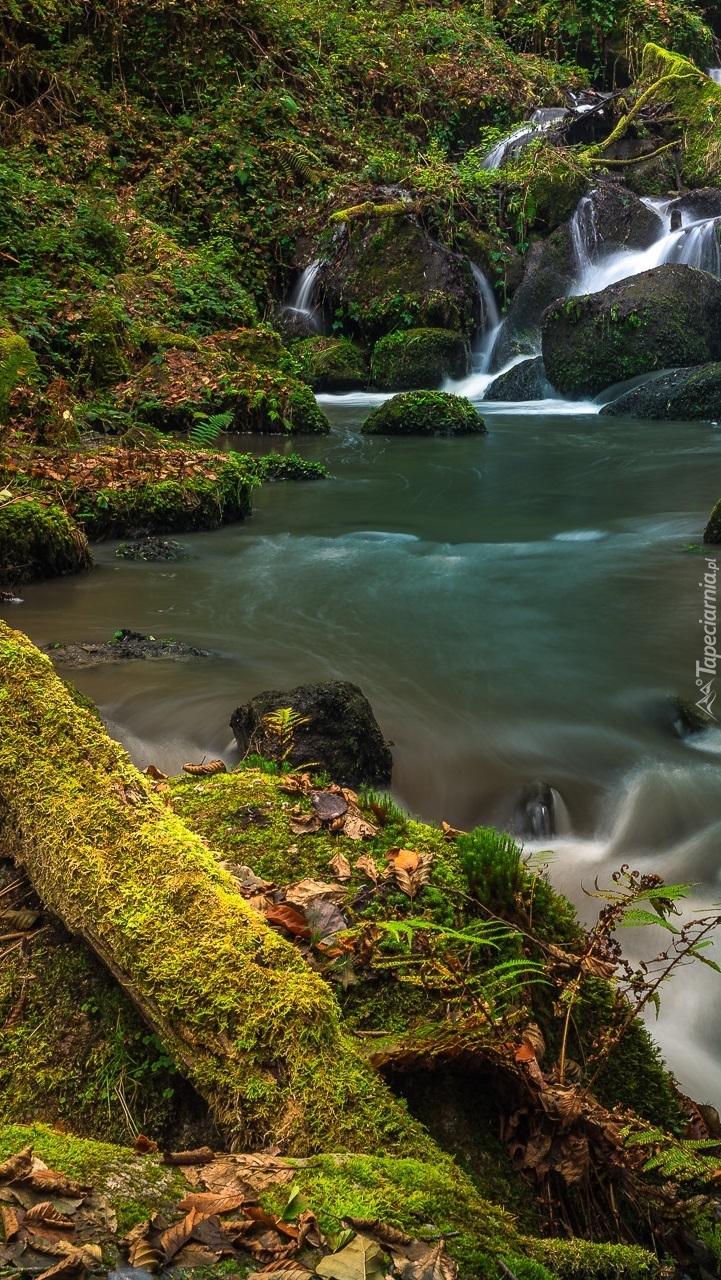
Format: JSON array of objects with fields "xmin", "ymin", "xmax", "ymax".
[{"xmin": 0, "ymin": 623, "xmax": 428, "ymax": 1157}]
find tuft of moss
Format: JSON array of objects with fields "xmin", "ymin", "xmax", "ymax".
[
  {"xmin": 371, "ymin": 328, "xmax": 471, "ymax": 390},
  {"xmin": 0, "ymin": 329, "xmax": 41, "ymax": 423},
  {"xmin": 0, "ymin": 500, "xmax": 91, "ymax": 586},
  {"xmin": 362, "ymin": 390, "xmax": 485, "ymax": 436},
  {"xmin": 78, "ymin": 303, "xmax": 131, "ymax": 388}
]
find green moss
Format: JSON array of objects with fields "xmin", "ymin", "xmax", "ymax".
[
  {"xmin": 130, "ymin": 323, "xmax": 201, "ymax": 354},
  {"xmin": 371, "ymin": 328, "xmax": 470, "ymax": 390},
  {"xmin": 78, "ymin": 303, "xmax": 131, "ymax": 388},
  {"xmin": 0, "ymin": 624, "xmax": 433, "ymax": 1157},
  {"xmin": 506, "ymin": 144, "xmax": 589, "ymax": 231},
  {"xmin": 77, "ymin": 458, "xmax": 254, "ymax": 540},
  {"xmin": 294, "ymin": 337, "xmax": 368, "ymax": 392},
  {"xmin": 0, "ymin": 499, "xmax": 91, "ymax": 586},
  {"xmin": 640, "ymin": 43, "xmax": 721, "ymax": 185},
  {"xmin": 213, "ymin": 326, "xmax": 291, "ymax": 369},
  {"xmin": 0, "ymin": 329, "xmax": 41, "ymax": 423},
  {"xmin": 362, "ymin": 390, "xmax": 485, "ymax": 436}
]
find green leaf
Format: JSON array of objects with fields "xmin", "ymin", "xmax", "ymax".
[{"xmin": 620, "ymin": 908, "xmax": 679, "ymax": 932}]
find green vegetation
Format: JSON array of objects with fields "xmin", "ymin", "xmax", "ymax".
[
  {"xmin": 0, "ymin": 498, "xmax": 91, "ymax": 585},
  {"xmin": 363, "ymin": 390, "xmax": 485, "ymax": 436},
  {"xmin": 294, "ymin": 337, "xmax": 369, "ymax": 392},
  {"xmin": 371, "ymin": 328, "xmax": 471, "ymax": 390}
]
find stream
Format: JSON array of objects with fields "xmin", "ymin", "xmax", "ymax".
[{"xmin": 8, "ymin": 190, "xmax": 721, "ymax": 1107}]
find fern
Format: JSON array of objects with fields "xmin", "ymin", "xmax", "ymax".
[
  {"xmin": 262, "ymin": 706, "xmax": 311, "ymax": 763},
  {"xmin": 623, "ymin": 1127, "xmax": 721, "ymax": 1183},
  {"xmin": 188, "ymin": 410, "xmax": 233, "ymax": 448}
]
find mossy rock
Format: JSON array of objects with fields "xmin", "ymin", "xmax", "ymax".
[
  {"xmin": 490, "ymin": 225, "xmax": 576, "ymax": 371},
  {"xmin": 294, "ymin": 336, "xmax": 369, "ymax": 391},
  {"xmin": 212, "ymin": 326, "xmax": 292, "ymax": 369},
  {"xmin": 0, "ymin": 329, "xmax": 41, "ymax": 423},
  {"xmin": 541, "ymin": 264, "xmax": 721, "ymax": 398},
  {"xmin": 600, "ymin": 362, "xmax": 721, "ymax": 420},
  {"xmin": 506, "ymin": 144, "xmax": 589, "ymax": 231},
  {"xmin": 323, "ymin": 217, "xmax": 476, "ymax": 342},
  {"xmin": 121, "ymin": 348, "xmax": 329, "ymax": 435},
  {"xmin": 640, "ymin": 44, "xmax": 721, "ymax": 186},
  {"xmin": 581, "ymin": 182, "xmax": 664, "ymax": 253},
  {"xmin": 78, "ymin": 302, "xmax": 132, "ymax": 388},
  {"xmin": 371, "ymin": 328, "xmax": 471, "ymax": 391},
  {"xmin": 362, "ymin": 390, "xmax": 485, "ymax": 436},
  {"xmin": 704, "ymin": 496, "xmax": 721, "ymax": 543},
  {"xmin": 129, "ymin": 323, "xmax": 201, "ymax": 355},
  {"xmin": 458, "ymin": 227, "xmax": 524, "ymax": 301},
  {"xmin": 0, "ymin": 500, "xmax": 91, "ymax": 586},
  {"xmin": 485, "ymin": 357, "xmax": 552, "ymax": 402}
]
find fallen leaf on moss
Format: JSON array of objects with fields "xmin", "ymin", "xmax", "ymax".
[
  {"xmin": 133, "ymin": 1135, "xmax": 158, "ymax": 1155},
  {"xmin": 389, "ymin": 852, "xmax": 433, "ymax": 899},
  {"xmin": 199, "ymin": 1154, "xmax": 294, "ymax": 1195},
  {"xmin": 286, "ymin": 879, "xmax": 346, "ymax": 909},
  {"xmin": 316, "ymin": 1233, "xmax": 387, "ymax": 1280},
  {"xmin": 397, "ymin": 1240, "xmax": 458, "ymax": 1280},
  {"xmin": 329, "ymin": 852, "xmax": 352, "ymax": 880},
  {"xmin": 182, "ymin": 759, "xmax": 227, "ymax": 776},
  {"xmin": 441, "ymin": 821, "xmax": 465, "ymax": 840},
  {"xmin": 386, "ymin": 848, "xmax": 419, "ymax": 872},
  {"xmin": 127, "ymin": 1236, "xmax": 164, "ymax": 1272},
  {"xmin": 173, "ymin": 1241, "xmax": 223, "ymax": 1267},
  {"xmin": 177, "ymin": 1191, "xmax": 247, "ymax": 1215},
  {"xmin": 305, "ymin": 897, "xmax": 348, "ymax": 942},
  {"xmin": 354, "ymin": 854, "xmax": 379, "ymax": 884},
  {"xmin": 219, "ymin": 862, "xmax": 271, "ymax": 893},
  {"xmin": 161, "ymin": 1147, "xmax": 215, "ymax": 1166},
  {"xmin": 252, "ymin": 1266, "xmax": 314, "ymax": 1277},
  {"xmin": 22, "ymin": 1171, "xmax": 86, "ymax": 1199},
  {"xmin": 34, "ymin": 1252, "xmax": 88, "ymax": 1280},
  {"xmin": 0, "ymin": 1147, "xmax": 33, "ymax": 1183},
  {"xmin": 158, "ymin": 1207, "xmax": 205, "ymax": 1260},
  {"xmin": 24, "ymin": 1203, "xmax": 75, "ymax": 1233},
  {"xmin": 0, "ymin": 909, "xmax": 41, "ymax": 932},
  {"xmin": 266, "ymin": 903, "xmax": 311, "ymax": 939},
  {"xmin": 142, "ymin": 764, "xmax": 168, "ymax": 780},
  {"xmin": 311, "ymin": 791, "xmax": 348, "ymax": 822},
  {"xmin": 289, "ymin": 813, "xmax": 321, "ymax": 835},
  {"xmin": 342, "ymin": 808, "xmax": 378, "ymax": 840},
  {"xmin": 1, "ymin": 1206, "xmax": 23, "ymax": 1240}
]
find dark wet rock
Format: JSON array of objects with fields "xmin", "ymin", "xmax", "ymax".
[
  {"xmin": 667, "ymin": 189, "xmax": 721, "ymax": 224},
  {"xmin": 704, "ymin": 496, "xmax": 721, "ymax": 544},
  {"xmin": 46, "ymin": 628, "xmax": 211, "ymax": 666},
  {"xmin": 513, "ymin": 782, "xmax": 557, "ymax": 838},
  {"xmin": 230, "ymin": 680, "xmax": 393, "ymax": 786},
  {"xmin": 542, "ymin": 264, "xmax": 721, "ymax": 398},
  {"xmin": 666, "ymin": 695, "xmax": 715, "ymax": 738},
  {"xmin": 362, "ymin": 390, "xmax": 485, "ymax": 436},
  {"xmin": 584, "ymin": 182, "xmax": 664, "ymax": 253},
  {"xmin": 490, "ymin": 224, "xmax": 576, "ymax": 371},
  {"xmin": 322, "ymin": 214, "xmax": 476, "ymax": 343},
  {"xmin": 485, "ymin": 357, "xmax": 553, "ymax": 402},
  {"xmin": 274, "ymin": 307, "xmax": 320, "ymax": 341},
  {"xmin": 115, "ymin": 537, "xmax": 189, "ymax": 561},
  {"xmin": 371, "ymin": 328, "xmax": 471, "ymax": 390},
  {"xmin": 311, "ymin": 791, "xmax": 349, "ymax": 821},
  {"xmin": 600, "ymin": 363, "xmax": 721, "ymax": 420}
]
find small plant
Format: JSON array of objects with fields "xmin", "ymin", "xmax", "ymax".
[
  {"xmin": 261, "ymin": 706, "xmax": 311, "ymax": 765},
  {"xmin": 188, "ymin": 409, "xmax": 234, "ymax": 448}
]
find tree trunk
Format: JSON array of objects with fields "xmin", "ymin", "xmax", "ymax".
[{"xmin": 0, "ymin": 622, "xmax": 427, "ymax": 1158}]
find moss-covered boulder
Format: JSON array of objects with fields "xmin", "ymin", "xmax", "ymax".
[
  {"xmin": 0, "ymin": 330, "xmax": 41, "ymax": 423},
  {"xmin": 600, "ymin": 363, "xmax": 721, "ymax": 419},
  {"xmin": 230, "ymin": 680, "xmax": 392, "ymax": 787},
  {"xmin": 542, "ymin": 264, "xmax": 721, "ymax": 398},
  {"xmin": 505, "ymin": 143, "xmax": 589, "ymax": 231},
  {"xmin": 485, "ymin": 357, "xmax": 552, "ymax": 402},
  {"xmin": 294, "ymin": 336, "xmax": 369, "ymax": 391},
  {"xmin": 640, "ymin": 43, "xmax": 721, "ymax": 186},
  {"xmin": 363, "ymin": 390, "xmax": 485, "ymax": 436},
  {"xmin": 371, "ymin": 328, "xmax": 471, "ymax": 390},
  {"xmin": 490, "ymin": 225, "xmax": 576, "ymax": 370},
  {"xmin": 323, "ymin": 217, "xmax": 476, "ymax": 342},
  {"xmin": 0, "ymin": 500, "xmax": 91, "ymax": 586},
  {"xmin": 212, "ymin": 325, "xmax": 292, "ymax": 369},
  {"xmin": 581, "ymin": 182, "xmax": 664, "ymax": 252},
  {"xmin": 120, "ymin": 347, "xmax": 329, "ymax": 434},
  {"xmin": 704, "ymin": 497, "xmax": 721, "ymax": 543}
]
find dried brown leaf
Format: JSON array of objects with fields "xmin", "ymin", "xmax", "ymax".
[
  {"xmin": 127, "ymin": 1236, "xmax": 164, "ymax": 1272},
  {"xmin": 34, "ymin": 1251, "xmax": 88, "ymax": 1280},
  {"xmin": 1, "ymin": 1206, "xmax": 23, "ymax": 1240},
  {"xmin": 441, "ymin": 822, "xmax": 465, "ymax": 840},
  {"xmin": 24, "ymin": 1204, "xmax": 74, "ymax": 1232},
  {"xmin": 22, "ymin": 1172, "xmax": 86, "ymax": 1199},
  {"xmin": 177, "ymin": 1191, "xmax": 247, "ymax": 1215},
  {"xmin": 182, "ymin": 759, "xmax": 227, "ymax": 776},
  {"xmin": 354, "ymin": 854, "xmax": 379, "ymax": 884},
  {"xmin": 286, "ymin": 879, "xmax": 346, "ymax": 909},
  {"xmin": 328, "ymin": 852, "xmax": 352, "ymax": 881},
  {"xmin": 311, "ymin": 792, "xmax": 348, "ymax": 822},
  {"xmin": 386, "ymin": 848, "xmax": 419, "ymax": 872},
  {"xmin": 288, "ymin": 814, "xmax": 321, "ymax": 835},
  {"xmin": 161, "ymin": 1147, "xmax": 215, "ymax": 1166},
  {"xmin": 173, "ymin": 1242, "xmax": 222, "ymax": 1267},
  {"xmin": 142, "ymin": 764, "xmax": 168, "ymax": 780},
  {"xmin": 0, "ymin": 910, "xmax": 41, "ymax": 932},
  {"xmin": 342, "ymin": 808, "xmax": 378, "ymax": 841},
  {"xmin": 0, "ymin": 1146, "xmax": 34, "ymax": 1188},
  {"xmin": 133, "ymin": 1135, "xmax": 158, "ymax": 1155},
  {"xmin": 397, "ymin": 1240, "xmax": 458, "ymax": 1280},
  {"xmin": 158, "ymin": 1207, "xmax": 204, "ymax": 1261},
  {"xmin": 266, "ymin": 903, "xmax": 311, "ymax": 939}
]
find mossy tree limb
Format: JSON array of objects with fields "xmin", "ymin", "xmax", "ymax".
[
  {"xmin": 328, "ymin": 201, "xmax": 422, "ymax": 226},
  {"xmin": 585, "ymin": 69, "xmax": 702, "ymax": 159},
  {"xmin": 0, "ymin": 623, "xmax": 429, "ymax": 1158}
]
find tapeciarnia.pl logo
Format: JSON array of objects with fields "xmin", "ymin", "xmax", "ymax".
[{"xmin": 697, "ymin": 557, "xmax": 719, "ymax": 720}]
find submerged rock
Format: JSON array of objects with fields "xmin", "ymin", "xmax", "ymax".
[
  {"xmin": 542, "ymin": 264, "xmax": 721, "ymax": 398},
  {"xmin": 362, "ymin": 390, "xmax": 485, "ymax": 436},
  {"xmin": 490, "ymin": 225, "xmax": 576, "ymax": 370},
  {"xmin": 0, "ymin": 500, "xmax": 91, "ymax": 587},
  {"xmin": 371, "ymin": 328, "xmax": 471, "ymax": 390},
  {"xmin": 230, "ymin": 679, "xmax": 393, "ymax": 786},
  {"xmin": 115, "ymin": 537, "xmax": 189, "ymax": 561},
  {"xmin": 485, "ymin": 357, "xmax": 552, "ymax": 402},
  {"xmin": 323, "ymin": 214, "xmax": 476, "ymax": 342},
  {"xmin": 600, "ymin": 363, "xmax": 721, "ymax": 420},
  {"xmin": 46, "ymin": 629, "xmax": 211, "ymax": 666}
]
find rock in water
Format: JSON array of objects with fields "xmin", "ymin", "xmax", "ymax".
[
  {"xmin": 514, "ymin": 782, "xmax": 557, "ymax": 838},
  {"xmin": 485, "ymin": 357, "xmax": 553, "ymax": 402},
  {"xmin": 371, "ymin": 328, "xmax": 471, "ymax": 390},
  {"xmin": 582, "ymin": 183, "xmax": 664, "ymax": 253},
  {"xmin": 230, "ymin": 680, "xmax": 393, "ymax": 786},
  {"xmin": 601, "ymin": 364, "xmax": 721, "ymax": 420},
  {"xmin": 542, "ymin": 264, "xmax": 721, "ymax": 398},
  {"xmin": 489, "ymin": 224, "xmax": 575, "ymax": 370},
  {"xmin": 362, "ymin": 390, "xmax": 485, "ymax": 436}
]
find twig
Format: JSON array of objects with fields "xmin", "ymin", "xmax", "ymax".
[{"xmin": 589, "ymin": 141, "xmax": 679, "ymax": 166}]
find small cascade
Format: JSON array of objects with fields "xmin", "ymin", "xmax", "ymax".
[
  {"xmin": 708, "ymin": 68, "xmax": 721, "ymax": 85},
  {"xmin": 481, "ymin": 108, "xmax": 568, "ymax": 169},
  {"xmin": 470, "ymin": 263, "xmax": 502, "ymax": 373},
  {"xmin": 569, "ymin": 192, "xmax": 721, "ymax": 296},
  {"xmin": 283, "ymin": 259, "xmax": 322, "ymax": 319}
]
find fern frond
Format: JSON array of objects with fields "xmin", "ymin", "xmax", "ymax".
[{"xmin": 188, "ymin": 410, "xmax": 234, "ymax": 448}]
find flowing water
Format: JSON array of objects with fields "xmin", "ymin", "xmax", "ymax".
[
  {"xmin": 282, "ymin": 259, "xmax": 323, "ymax": 322},
  {"xmin": 709, "ymin": 69, "xmax": 721, "ymax": 86},
  {"xmin": 9, "ymin": 191, "xmax": 721, "ymax": 1104},
  {"xmin": 481, "ymin": 108, "xmax": 568, "ymax": 168}
]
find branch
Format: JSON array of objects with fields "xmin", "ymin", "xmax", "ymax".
[
  {"xmin": 588, "ymin": 140, "xmax": 680, "ymax": 167},
  {"xmin": 328, "ymin": 200, "xmax": 422, "ymax": 226},
  {"xmin": 584, "ymin": 71, "xmax": 701, "ymax": 158}
]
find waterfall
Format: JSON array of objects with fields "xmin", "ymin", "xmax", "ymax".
[
  {"xmin": 569, "ymin": 194, "xmax": 721, "ymax": 296},
  {"xmin": 708, "ymin": 69, "xmax": 721, "ymax": 85},
  {"xmin": 284, "ymin": 259, "xmax": 322, "ymax": 316},
  {"xmin": 481, "ymin": 108, "xmax": 568, "ymax": 169},
  {"xmin": 470, "ymin": 263, "xmax": 502, "ymax": 372}
]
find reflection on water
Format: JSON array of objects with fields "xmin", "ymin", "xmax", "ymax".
[{"xmin": 7, "ymin": 400, "xmax": 721, "ymax": 1101}]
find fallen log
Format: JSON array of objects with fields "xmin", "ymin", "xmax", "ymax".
[{"xmin": 0, "ymin": 622, "xmax": 427, "ymax": 1157}]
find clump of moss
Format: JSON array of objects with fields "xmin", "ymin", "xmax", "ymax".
[
  {"xmin": 362, "ymin": 390, "xmax": 485, "ymax": 436},
  {"xmin": 294, "ymin": 337, "xmax": 369, "ymax": 391},
  {"xmin": 254, "ymin": 452, "xmax": 328, "ymax": 482},
  {"xmin": 130, "ymin": 323, "xmax": 201, "ymax": 355},
  {"xmin": 0, "ymin": 329, "xmax": 41, "ymax": 423},
  {"xmin": 78, "ymin": 303, "xmax": 131, "ymax": 388},
  {"xmin": 213, "ymin": 326, "xmax": 292, "ymax": 369},
  {"xmin": 506, "ymin": 143, "xmax": 589, "ymax": 232},
  {"xmin": 0, "ymin": 500, "xmax": 91, "ymax": 586},
  {"xmin": 371, "ymin": 328, "xmax": 471, "ymax": 390}
]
